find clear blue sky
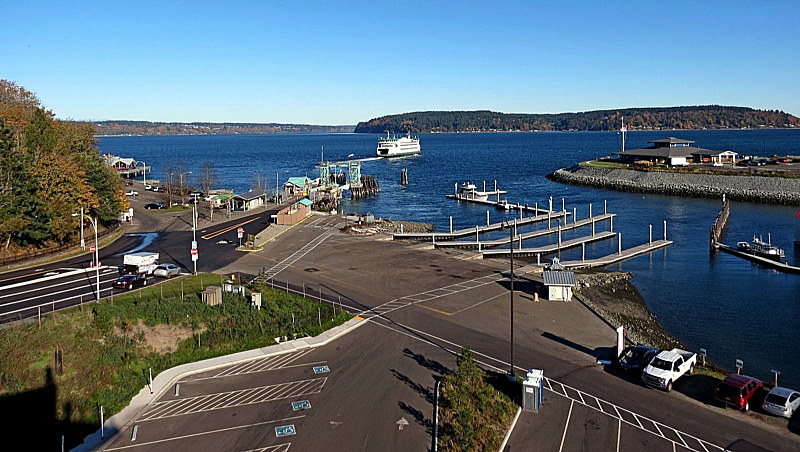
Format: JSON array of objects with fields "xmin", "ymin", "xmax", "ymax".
[{"xmin": 4, "ymin": 1, "xmax": 799, "ymax": 125}]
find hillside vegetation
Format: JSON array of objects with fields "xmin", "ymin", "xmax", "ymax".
[
  {"xmin": 91, "ymin": 120, "xmax": 352, "ymax": 136},
  {"xmin": 0, "ymin": 80, "xmax": 127, "ymax": 253},
  {"xmin": 354, "ymin": 106, "xmax": 800, "ymax": 133}
]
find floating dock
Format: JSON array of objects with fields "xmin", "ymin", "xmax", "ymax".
[
  {"xmin": 392, "ymin": 211, "xmax": 570, "ymax": 242},
  {"xmin": 481, "ymin": 231, "xmax": 617, "ymax": 258},
  {"xmin": 435, "ymin": 213, "xmax": 615, "ymax": 250},
  {"xmin": 559, "ymin": 239, "xmax": 673, "ymax": 269},
  {"xmin": 715, "ymin": 243, "xmax": 800, "ymax": 275}
]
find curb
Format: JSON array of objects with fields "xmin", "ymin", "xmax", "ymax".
[
  {"xmin": 71, "ymin": 316, "xmax": 366, "ymax": 452},
  {"xmin": 498, "ymin": 407, "xmax": 522, "ymax": 452}
]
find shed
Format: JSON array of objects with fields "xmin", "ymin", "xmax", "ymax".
[
  {"xmin": 542, "ymin": 270, "xmax": 576, "ymax": 302},
  {"xmin": 284, "ymin": 177, "xmax": 312, "ymax": 196},
  {"xmin": 232, "ymin": 189, "xmax": 267, "ymax": 211},
  {"xmin": 202, "ymin": 286, "xmax": 223, "ymax": 306},
  {"xmin": 275, "ymin": 198, "xmax": 312, "ymax": 225}
]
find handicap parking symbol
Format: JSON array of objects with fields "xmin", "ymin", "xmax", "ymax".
[
  {"xmin": 292, "ymin": 400, "xmax": 311, "ymax": 411},
  {"xmin": 275, "ymin": 425, "xmax": 296, "ymax": 437},
  {"xmin": 313, "ymin": 365, "xmax": 330, "ymax": 374}
]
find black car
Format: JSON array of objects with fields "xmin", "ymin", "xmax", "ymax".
[
  {"xmin": 615, "ymin": 345, "xmax": 660, "ymax": 373},
  {"xmin": 113, "ymin": 274, "xmax": 147, "ymax": 290},
  {"xmin": 144, "ymin": 202, "xmax": 165, "ymax": 210}
]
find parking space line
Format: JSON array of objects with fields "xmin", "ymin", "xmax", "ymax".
[
  {"xmin": 140, "ymin": 378, "xmax": 326, "ymax": 421},
  {"xmin": 558, "ymin": 399, "xmax": 574, "ymax": 452},
  {"xmin": 104, "ymin": 417, "xmax": 304, "ymax": 451},
  {"xmin": 240, "ymin": 445, "xmax": 291, "ymax": 452},
  {"xmin": 616, "ymin": 419, "xmax": 621, "ymax": 452}
]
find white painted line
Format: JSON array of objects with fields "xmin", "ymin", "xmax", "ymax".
[
  {"xmin": 104, "ymin": 416, "xmax": 305, "ymax": 451},
  {"xmin": 558, "ymin": 400, "xmax": 574, "ymax": 452},
  {"xmin": 131, "ymin": 424, "xmax": 138, "ymax": 442},
  {"xmin": 616, "ymin": 419, "xmax": 621, "ymax": 452}
]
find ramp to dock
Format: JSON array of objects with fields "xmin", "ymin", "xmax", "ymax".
[
  {"xmin": 558, "ymin": 240, "xmax": 673, "ymax": 269},
  {"xmin": 480, "ymin": 231, "xmax": 617, "ymax": 258},
  {"xmin": 392, "ymin": 211, "xmax": 570, "ymax": 242}
]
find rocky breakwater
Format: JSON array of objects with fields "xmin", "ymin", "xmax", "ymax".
[{"xmin": 549, "ymin": 165, "xmax": 800, "ymax": 204}]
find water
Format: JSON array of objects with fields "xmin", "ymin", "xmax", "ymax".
[{"xmin": 99, "ymin": 129, "xmax": 800, "ymax": 387}]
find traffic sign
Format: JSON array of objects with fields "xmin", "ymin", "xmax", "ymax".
[
  {"xmin": 90, "ymin": 245, "xmax": 96, "ymax": 253},
  {"xmin": 237, "ymin": 227, "xmax": 244, "ymax": 239},
  {"xmin": 275, "ymin": 425, "xmax": 296, "ymax": 437},
  {"xmin": 191, "ymin": 240, "xmax": 197, "ymax": 250},
  {"xmin": 191, "ymin": 248, "xmax": 198, "ymax": 255}
]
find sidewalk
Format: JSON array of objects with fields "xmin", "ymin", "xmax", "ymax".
[{"xmin": 71, "ymin": 317, "xmax": 365, "ymax": 452}]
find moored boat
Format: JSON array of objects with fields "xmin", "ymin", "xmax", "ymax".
[{"xmin": 737, "ymin": 234, "xmax": 785, "ymax": 260}]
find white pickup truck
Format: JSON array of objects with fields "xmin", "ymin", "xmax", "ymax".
[{"xmin": 641, "ymin": 348, "xmax": 696, "ymax": 392}]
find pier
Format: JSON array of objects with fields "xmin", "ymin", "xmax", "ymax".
[
  {"xmin": 435, "ymin": 213, "xmax": 615, "ymax": 250},
  {"xmin": 480, "ymin": 231, "xmax": 617, "ymax": 258},
  {"xmin": 392, "ymin": 210, "xmax": 570, "ymax": 242},
  {"xmin": 715, "ymin": 243, "xmax": 800, "ymax": 274}
]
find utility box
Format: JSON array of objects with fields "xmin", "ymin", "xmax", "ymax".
[
  {"xmin": 522, "ymin": 369, "xmax": 544, "ymax": 412},
  {"xmin": 251, "ymin": 292, "xmax": 262, "ymax": 310},
  {"xmin": 202, "ymin": 286, "xmax": 222, "ymax": 306}
]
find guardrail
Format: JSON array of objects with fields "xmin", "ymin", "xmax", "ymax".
[{"xmin": 0, "ymin": 223, "xmax": 120, "ymax": 268}]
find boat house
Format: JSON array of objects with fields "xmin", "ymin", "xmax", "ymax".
[{"xmin": 613, "ymin": 137, "xmax": 728, "ymax": 167}]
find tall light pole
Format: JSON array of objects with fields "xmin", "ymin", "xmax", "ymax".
[
  {"xmin": 137, "ymin": 160, "xmax": 147, "ymax": 185},
  {"xmin": 179, "ymin": 171, "xmax": 192, "ymax": 204},
  {"xmin": 74, "ymin": 211, "xmax": 100, "ymax": 300},
  {"xmin": 502, "ymin": 220, "xmax": 515, "ymax": 381},
  {"xmin": 192, "ymin": 197, "xmax": 198, "ymax": 275}
]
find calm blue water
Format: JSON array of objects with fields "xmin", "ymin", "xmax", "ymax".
[{"xmin": 99, "ymin": 129, "xmax": 800, "ymax": 387}]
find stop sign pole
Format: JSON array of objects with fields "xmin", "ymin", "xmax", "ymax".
[{"xmin": 238, "ymin": 227, "xmax": 244, "ymax": 248}]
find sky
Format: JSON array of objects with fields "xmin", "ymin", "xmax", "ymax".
[{"xmin": 3, "ymin": 1, "xmax": 799, "ymax": 125}]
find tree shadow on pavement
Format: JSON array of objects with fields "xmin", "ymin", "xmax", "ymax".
[{"xmin": 403, "ymin": 348, "xmax": 450, "ymax": 375}]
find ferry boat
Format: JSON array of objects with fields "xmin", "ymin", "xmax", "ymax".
[
  {"xmin": 737, "ymin": 234, "xmax": 785, "ymax": 260},
  {"xmin": 376, "ymin": 132, "xmax": 421, "ymax": 158}
]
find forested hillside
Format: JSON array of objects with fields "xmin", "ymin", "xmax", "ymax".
[
  {"xmin": 0, "ymin": 80, "xmax": 127, "ymax": 252},
  {"xmin": 354, "ymin": 106, "xmax": 800, "ymax": 133},
  {"xmin": 92, "ymin": 120, "xmax": 352, "ymax": 136}
]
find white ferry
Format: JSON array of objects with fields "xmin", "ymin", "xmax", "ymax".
[{"xmin": 376, "ymin": 132, "xmax": 421, "ymax": 158}]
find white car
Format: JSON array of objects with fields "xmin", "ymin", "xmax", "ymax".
[
  {"xmin": 126, "ymin": 190, "xmax": 139, "ymax": 196},
  {"xmin": 145, "ymin": 185, "xmax": 153, "ymax": 190},
  {"xmin": 762, "ymin": 386, "xmax": 800, "ymax": 418},
  {"xmin": 153, "ymin": 263, "xmax": 181, "ymax": 278}
]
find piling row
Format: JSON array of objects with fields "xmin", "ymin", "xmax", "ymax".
[{"xmin": 709, "ymin": 195, "xmax": 730, "ymax": 251}]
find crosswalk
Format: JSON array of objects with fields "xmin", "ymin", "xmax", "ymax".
[
  {"xmin": 207, "ymin": 350, "xmax": 316, "ymax": 379},
  {"xmin": 253, "ymin": 228, "xmax": 337, "ymax": 282}
]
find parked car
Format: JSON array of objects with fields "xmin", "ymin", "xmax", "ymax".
[
  {"xmin": 641, "ymin": 348, "xmax": 696, "ymax": 392},
  {"xmin": 112, "ymin": 274, "xmax": 147, "ymax": 290},
  {"xmin": 125, "ymin": 181, "xmax": 135, "ymax": 186},
  {"xmin": 126, "ymin": 190, "xmax": 139, "ymax": 196},
  {"xmin": 762, "ymin": 386, "xmax": 800, "ymax": 418},
  {"xmin": 145, "ymin": 184, "xmax": 153, "ymax": 190},
  {"xmin": 714, "ymin": 374, "xmax": 763, "ymax": 411},
  {"xmin": 144, "ymin": 202, "xmax": 165, "ymax": 210},
  {"xmin": 153, "ymin": 263, "xmax": 181, "ymax": 278},
  {"xmin": 154, "ymin": 186, "xmax": 166, "ymax": 193},
  {"xmin": 615, "ymin": 345, "xmax": 660, "ymax": 373}
]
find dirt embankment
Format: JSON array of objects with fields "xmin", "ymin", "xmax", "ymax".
[{"xmin": 574, "ymin": 271, "xmax": 683, "ymax": 350}]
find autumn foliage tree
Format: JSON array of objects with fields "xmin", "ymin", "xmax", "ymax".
[{"xmin": 0, "ymin": 80, "xmax": 127, "ymax": 251}]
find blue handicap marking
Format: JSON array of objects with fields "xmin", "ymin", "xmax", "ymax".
[
  {"xmin": 275, "ymin": 425, "xmax": 296, "ymax": 437},
  {"xmin": 292, "ymin": 400, "xmax": 311, "ymax": 411},
  {"xmin": 313, "ymin": 365, "xmax": 330, "ymax": 374}
]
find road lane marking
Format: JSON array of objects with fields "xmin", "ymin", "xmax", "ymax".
[
  {"xmin": 103, "ymin": 416, "xmax": 304, "ymax": 451},
  {"xmin": 200, "ymin": 217, "xmax": 261, "ymax": 240}
]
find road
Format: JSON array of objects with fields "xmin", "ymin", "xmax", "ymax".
[{"xmin": 95, "ymin": 214, "xmax": 799, "ymax": 451}]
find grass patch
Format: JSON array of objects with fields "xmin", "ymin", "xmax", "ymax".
[
  {"xmin": 0, "ymin": 273, "xmax": 350, "ymax": 450},
  {"xmin": 580, "ymin": 160, "xmax": 628, "ymax": 169},
  {"xmin": 439, "ymin": 347, "xmax": 518, "ymax": 452}
]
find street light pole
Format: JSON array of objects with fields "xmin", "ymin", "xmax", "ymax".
[
  {"xmin": 73, "ymin": 211, "xmax": 100, "ymax": 299},
  {"xmin": 508, "ymin": 223, "xmax": 515, "ymax": 381},
  {"xmin": 192, "ymin": 199, "xmax": 197, "ymax": 275},
  {"xmin": 138, "ymin": 160, "xmax": 146, "ymax": 186}
]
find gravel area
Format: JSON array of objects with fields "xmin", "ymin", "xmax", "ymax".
[{"xmin": 549, "ymin": 165, "xmax": 800, "ymax": 204}]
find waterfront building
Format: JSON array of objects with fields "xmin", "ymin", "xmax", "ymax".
[
  {"xmin": 284, "ymin": 176, "xmax": 312, "ymax": 196},
  {"xmin": 231, "ymin": 189, "xmax": 268, "ymax": 211},
  {"xmin": 542, "ymin": 258, "xmax": 575, "ymax": 302},
  {"xmin": 613, "ymin": 137, "xmax": 735, "ymax": 166}
]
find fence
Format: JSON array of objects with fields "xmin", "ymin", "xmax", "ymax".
[{"xmin": 0, "ymin": 223, "xmax": 120, "ymax": 268}]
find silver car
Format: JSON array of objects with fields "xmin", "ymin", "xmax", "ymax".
[
  {"xmin": 153, "ymin": 263, "xmax": 181, "ymax": 278},
  {"xmin": 762, "ymin": 386, "xmax": 800, "ymax": 418}
]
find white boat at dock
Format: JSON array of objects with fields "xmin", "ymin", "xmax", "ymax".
[
  {"xmin": 737, "ymin": 234, "xmax": 785, "ymax": 261},
  {"xmin": 376, "ymin": 132, "xmax": 420, "ymax": 158}
]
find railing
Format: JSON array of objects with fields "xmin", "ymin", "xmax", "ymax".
[{"xmin": 0, "ymin": 223, "xmax": 120, "ymax": 268}]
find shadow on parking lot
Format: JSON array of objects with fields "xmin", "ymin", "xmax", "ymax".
[
  {"xmin": 541, "ymin": 331, "xmax": 616, "ymax": 361},
  {"xmin": 723, "ymin": 438, "xmax": 773, "ymax": 452}
]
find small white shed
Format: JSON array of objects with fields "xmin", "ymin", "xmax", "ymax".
[{"xmin": 542, "ymin": 270, "xmax": 576, "ymax": 302}]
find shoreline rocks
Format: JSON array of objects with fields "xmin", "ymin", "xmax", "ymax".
[{"xmin": 548, "ymin": 165, "xmax": 800, "ymax": 204}]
